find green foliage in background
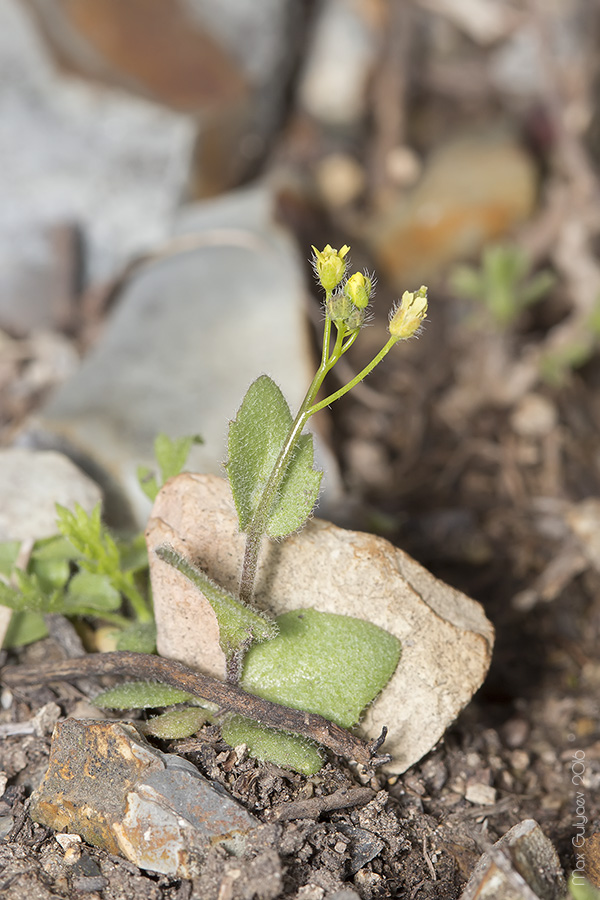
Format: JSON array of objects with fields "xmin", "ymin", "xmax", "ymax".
[
  {"xmin": 451, "ymin": 243, "xmax": 554, "ymax": 328},
  {"xmin": 0, "ymin": 431, "xmax": 197, "ymax": 651}
]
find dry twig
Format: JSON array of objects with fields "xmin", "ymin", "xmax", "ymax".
[{"xmin": 1, "ymin": 651, "xmax": 390, "ymax": 769}]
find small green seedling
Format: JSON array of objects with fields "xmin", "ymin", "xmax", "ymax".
[
  {"xmin": 0, "ymin": 432, "xmax": 197, "ymax": 651},
  {"xmin": 451, "ymin": 242, "xmax": 554, "ymax": 328},
  {"xmin": 104, "ymin": 244, "xmax": 426, "ymax": 772},
  {"xmin": 539, "ymin": 298, "xmax": 600, "ymax": 385},
  {"xmin": 138, "ymin": 433, "xmax": 204, "ymax": 502}
]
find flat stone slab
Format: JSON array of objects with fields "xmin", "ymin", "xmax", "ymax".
[
  {"xmin": 31, "ymin": 719, "xmax": 258, "ymax": 878},
  {"xmin": 146, "ymin": 473, "xmax": 494, "ymax": 773}
]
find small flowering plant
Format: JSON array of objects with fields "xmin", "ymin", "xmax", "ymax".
[{"xmin": 100, "ymin": 244, "xmax": 428, "ymax": 773}]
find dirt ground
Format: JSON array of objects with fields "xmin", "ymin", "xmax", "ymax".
[
  {"xmin": 2, "ymin": 285, "xmax": 599, "ymax": 898},
  {"xmin": 2, "ymin": 2, "xmax": 600, "ymax": 898}
]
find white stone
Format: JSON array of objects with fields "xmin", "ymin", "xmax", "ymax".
[{"xmin": 147, "ymin": 473, "xmax": 494, "ymax": 774}]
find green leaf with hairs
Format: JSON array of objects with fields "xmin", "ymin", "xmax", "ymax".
[
  {"xmin": 226, "ymin": 375, "xmax": 322, "ymax": 538},
  {"xmin": 222, "ymin": 715, "xmax": 323, "ymax": 776},
  {"xmin": 94, "ymin": 681, "xmax": 201, "ymax": 710},
  {"xmin": 2, "ymin": 611, "xmax": 47, "ymax": 648},
  {"xmin": 115, "ymin": 622, "xmax": 156, "ymax": 654},
  {"xmin": 155, "ymin": 545, "xmax": 277, "ymax": 665},
  {"xmin": 143, "ymin": 707, "xmax": 212, "ymax": 740},
  {"xmin": 241, "ymin": 608, "xmax": 401, "ymax": 728},
  {"xmin": 138, "ymin": 433, "xmax": 204, "ymax": 501}
]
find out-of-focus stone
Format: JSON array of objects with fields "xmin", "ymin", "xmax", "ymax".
[
  {"xmin": 314, "ymin": 153, "xmax": 366, "ymax": 210},
  {"xmin": 567, "ymin": 499, "xmax": 600, "ymax": 574},
  {"xmin": 368, "ymin": 131, "xmax": 538, "ymax": 288},
  {"xmin": 146, "ymin": 473, "xmax": 494, "ymax": 773},
  {"xmin": 510, "ymin": 394, "xmax": 558, "ymax": 438},
  {"xmin": 27, "ymin": 0, "xmax": 247, "ymax": 112},
  {"xmin": 24, "ymin": 0, "xmax": 301, "ymax": 198},
  {"xmin": 0, "ymin": 449, "xmax": 101, "ymax": 542},
  {"xmin": 0, "ymin": 0, "xmax": 195, "ymax": 313},
  {"xmin": 31, "ymin": 719, "xmax": 258, "ymax": 878},
  {"xmin": 24, "ymin": 184, "xmax": 336, "ymax": 527},
  {"xmin": 460, "ymin": 819, "xmax": 566, "ymax": 900},
  {"xmin": 298, "ymin": 0, "xmax": 378, "ymax": 128},
  {"xmin": 0, "ymin": 448, "xmax": 102, "ymax": 647}
]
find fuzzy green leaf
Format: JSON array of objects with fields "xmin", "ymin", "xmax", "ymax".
[
  {"xmin": 94, "ymin": 681, "xmax": 200, "ymax": 709},
  {"xmin": 155, "ymin": 545, "xmax": 277, "ymax": 662},
  {"xmin": 143, "ymin": 707, "xmax": 211, "ymax": 739},
  {"xmin": 241, "ymin": 608, "xmax": 401, "ymax": 729},
  {"xmin": 138, "ymin": 433, "xmax": 203, "ymax": 501},
  {"xmin": 137, "ymin": 466, "xmax": 160, "ymax": 502},
  {"xmin": 30, "ymin": 557, "xmax": 70, "ymax": 594},
  {"xmin": 227, "ymin": 375, "xmax": 292, "ymax": 530},
  {"xmin": 155, "ymin": 433, "xmax": 203, "ymax": 484},
  {"xmin": 2, "ymin": 611, "xmax": 47, "ymax": 648},
  {"xmin": 31, "ymin": 535, "xmax": 81, "ymax": 563},
  {"xmin": 0, "ymin": 542, "xmax": 20, "ymax": 577},
  {"xmin": 226, "ymin": 375, "xmax": 322, "ymax": 537},
  {"xmin": 267, "ymin": 432, "xmax": 322, "ymax": 538},
  {"xmin": 115, "ymin": 622, "xmax": 157, "ymax": 654},
  {"xmin": 117, "ymin": 532, "xmax": 149, "ymax": 574},
  {"xmin": 56, "ymin": 503, "xmax": 120, "ymax": 575},
  {"xmin": 222, "ymin": 715, "xmax": 323, "ymax": 776},
  {"xmin": 64, "ymin": 572, "xmax": 122, "ymax": 613}
]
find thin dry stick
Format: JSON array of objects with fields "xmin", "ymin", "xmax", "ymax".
[{"xmin": 1, "ymin": 651, "xmax": 390, "ymax": 768}]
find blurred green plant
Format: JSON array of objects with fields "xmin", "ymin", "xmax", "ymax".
[
  {"xmin": 539, "ymin": 299, "xmax": 600, "ymax": 385},
  {"xmin": 451, "ymin": 242, "xmax": 554, "ymax": 328},
  {"xmin": 0, "ymin": 432, "xmax": 198, "ymax": 652}
]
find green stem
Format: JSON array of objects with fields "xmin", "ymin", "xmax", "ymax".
[
  {"xmin": 308, "ymin": 336, "xmax": 398, "ymax": 415},
  {"xmin": 238, "ymin": 314, "xmax": 348, "ymax": 604},
  {"xmin": 96, "ymin": 611, "xmax": 133, "ymax": 629},
  {"xmin": 238, "ymin": 319, "xmax": 389, "ymax": 606},
  {"xmin": 114, "ymin": 574, "xmax": 153, "ymax": 623}
]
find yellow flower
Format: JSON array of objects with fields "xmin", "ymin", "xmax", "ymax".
[
  {"xmin": 344, "ymin": 272, "xmax": 373, "ymax": 310},
  {"xmin": 312, "ymin": 244, "xmax": 351, "ymax": 292},
  {"xmin": 388, "ymin": 286, "xmax": 428, "ymax": 340}
]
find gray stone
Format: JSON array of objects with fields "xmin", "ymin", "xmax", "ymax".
[
  {"xmin": 31, "ymin": 719, "xmax": 258, "ymax": 878},
  {"xmin": 0, "ymin": 449, "xmax": 101, "ymax": 542},
  {"xmin": 298, "ymin": 0, "xmax": 378, "ymax": 128},
  {"xmin": 25, "ymin": 183, "xmax": 335, "ymax": 526},
  {"xmin": 146, "ymin": 473, "xmax": 494, "ymax": 774},
  {"xmin": 0, "ymin": 447, "xmax": 101, "ymax": 647},
  {"xmin": 460, "ymin": 819, "xmax": 567, "ymax": 900},
  {"xmin": 0, "ymin": 0, "xmax": 195, "ymax": 322}
]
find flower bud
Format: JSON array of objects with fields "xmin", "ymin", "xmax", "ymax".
[
  {"xmin": 388, "ymin": 286, "xmax": 428, "ymax": 340},
  {"xmin": 327, "ymin": 290, "xmax": 365, "ymax": 330},
  {"xmin": 344, "ymin": 271, "xmax": 373, "ymax": 310},
  {"xmin": 312, "ymin": 244, "xmax": 351, "ymax": 292}
]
